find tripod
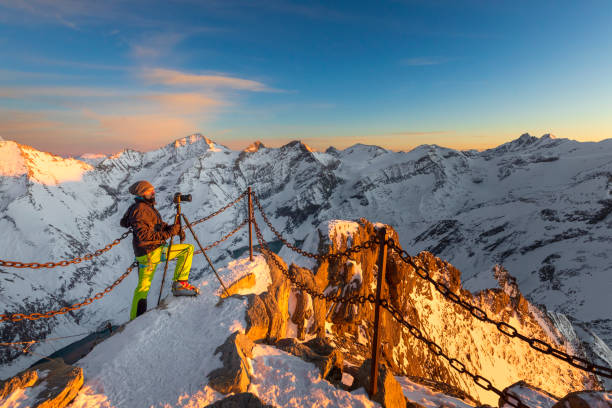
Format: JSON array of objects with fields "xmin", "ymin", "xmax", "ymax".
[{"xmin": 157, "ymin": 195, "xmax": 231, "ymax": 306}]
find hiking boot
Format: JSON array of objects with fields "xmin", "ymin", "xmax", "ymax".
[{"xmin": 172, "ymin": 280, "xmax": 199, "ymax": 296}]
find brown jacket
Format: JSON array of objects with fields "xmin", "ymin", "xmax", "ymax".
[{"xmin": 120, "ymin": 199, "xmax": 175, "ymax": 257}]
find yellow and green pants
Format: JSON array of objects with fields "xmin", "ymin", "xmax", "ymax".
[{"xmin": 131, "ymin": 243, "xmax": 194, "ymax": 320}]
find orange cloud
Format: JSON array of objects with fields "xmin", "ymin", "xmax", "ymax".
[{"xmin": 141, "ymin": 68, "xmax": 275, "ymax": 92}]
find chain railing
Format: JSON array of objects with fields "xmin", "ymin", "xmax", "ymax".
[
  {"xmin": 188, "ymin": 190, "xmax": 248, "ymax": 227},
  {"xmin": 384, "ymin": 239, "xmax": 612, "ymax": 380},
  {"xmin": 251, "ymin": 215, "xmax": 527, "ymax": 407},
  {"xmin": 0, "ymin": 262, "xmax": 137, "ymax": 323},
  {"xmin": 0, "ymin": 231, "xmax": 132, "ymax": 269},
  {"xmin": 194, "ymin": 218, "xmax": 249, "ymax": 255},
  {"xmin": 252, "ymin": 193, "xmax": 377, "ymax": 261}
]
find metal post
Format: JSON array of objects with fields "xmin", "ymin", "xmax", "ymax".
[
  {"xmin": 248, "ymin": 187, "xmax": 253, "ymax": 261},
  {"xmin": 157, "ymin": 204, "xmax": 180, "ymax": 307},
  {"xmin": 181, "ymin": 213, "xmax": 231, "ymax": 298},
  {"xmin": 370, "ymin": 227, "xmax": 388, "ymax": 397}
]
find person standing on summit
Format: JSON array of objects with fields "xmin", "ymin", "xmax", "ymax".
[{"xmin": 120, "ymin": 180, "xmax": 198, "ymax": 320}]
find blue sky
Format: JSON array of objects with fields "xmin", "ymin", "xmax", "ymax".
[{"xmin": 0, "ymin": 0, "xmax": 611, "ymax": 155}]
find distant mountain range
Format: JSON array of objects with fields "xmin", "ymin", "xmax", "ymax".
[{"xmin": 1, "ymin": 133, "xmax": 611, "ymax": 379}]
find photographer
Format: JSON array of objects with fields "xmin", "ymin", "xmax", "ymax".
[{"xmin": 120, "ymin": 180, "xmax": 198, "ymax": 320}]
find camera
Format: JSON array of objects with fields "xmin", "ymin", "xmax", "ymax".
[{"xmin": 173, "ymin": 193, "xmax": 192, "ymax": 204}]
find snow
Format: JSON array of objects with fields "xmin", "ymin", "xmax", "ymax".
[
  {"xmin": 250, "ymin": 345, "xmax": 379, "ymax": 408},
  {"xmin": 68, "ymin": 255, "xmax": 265, "ymax": 408},
  {"xmin": 326, "ymin": 220, "xmax": 360, "ymax": 248}
]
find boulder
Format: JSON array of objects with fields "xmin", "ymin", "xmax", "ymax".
[
  {"xmin": 245, "ymin": 253, "xmax": 291, "ymax": 343},
  {"xmin": 245, "ymin": 294, "xmax": 271, "ymax": 342},
  {"xmin": 551, "ymin": 391, "xmax": 612, "ymax": 408},
  {"xmin": 205, "ymin": 392, "xmax": 277, "ymax": 408},
  {"xmin": 0, "ymin": 358, "xmax": 83, "ymax": 408},
  {"xmin": 274, "ymin": 337, "xmax": 344, "ymax": 385},
  {"xmin": 353, "ymin": 359, "xmax": 406, "ymax": 408},
  {"xmin": 208, "ymin": 332, "xmax": 255, "ymax": 394},
  {"xmin": 221, "ymin": 273, "xmax": 257, "ymax": 298}
]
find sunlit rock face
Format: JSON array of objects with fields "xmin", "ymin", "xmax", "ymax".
[{"xmin": 285, "ymin": 219, "xmax": 601, "ymax": 406}]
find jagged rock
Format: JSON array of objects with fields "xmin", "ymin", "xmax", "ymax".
[
  {"xmin": 221, "ymin": 273, "xmax": 256, "ymax": 299},
  {"xmin": 204, "ymin": 392, "xmax": 277, "ymax": 408},
  {"xmin": 0, "ymin": 358, "xmax": 83, "ymax": 408},
  {"xmin": 551, "ymin": 391, "xmax": 612, "ymax": 408},
  {"xmin": 289, "ymin": 265, "xmax": 315, "ymax": 340},
  {"xmin": 208, "ymin": 331, "xmax": 255, "ymax": 394},
  {"xmin": 245, "ymin": 253, "xmax": 290, "ymax": 343},
  {"xmin": 274, "ymin": 337, "xmax": 344, "ymax": 385},
  {"xmin": 353, "ymin": 359, "xmax": 407, "ymax": 408},
  {"xmin": 245, "ymin": 295, "xmax": 269, "ymax": 342},
  {"xmin": 499, "ymin": 381, "xmax": 559, "ymax": 407}
]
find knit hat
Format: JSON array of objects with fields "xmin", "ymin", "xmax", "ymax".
[{"xmin": 129, "ymin": 180, "xmax": 154, "ymax": 196}]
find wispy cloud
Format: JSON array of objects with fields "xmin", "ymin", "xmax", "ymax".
[
  {"xmin": 141, "ymin": 68, "xmax": 280, "ymax": 92},
  {"xmin": 130, "ymin": 32, "xmax": 187, "ymax": 59},
  {"xmin": 401, "ymin": 56, "xmax": 454, "ymax": 66}
]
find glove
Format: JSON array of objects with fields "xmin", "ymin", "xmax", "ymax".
[{"xmin": 179, "ymin": 229, "xmax": 186, "ymax": 243}]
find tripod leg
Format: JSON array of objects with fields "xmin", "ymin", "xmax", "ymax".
[
  {"xmin": 158, "ymin": 208, "xmax": 180, "ymax": 307},
  {"xmin": 180, "ymin": 213, "xmax": 231, "ymax": 298},
  {"xmin": 156, "ymin": 236, "xmax": 173, "ymax": 307}
]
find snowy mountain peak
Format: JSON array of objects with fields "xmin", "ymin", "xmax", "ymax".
[
  {"xmin": 0, "ymin": 139, "xmax": 92, "ymax": 183},
  {"xmin": 244, "ymin": 140, "xmax": 266, "ymax": 153}
]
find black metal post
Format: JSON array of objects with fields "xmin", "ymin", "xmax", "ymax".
[
  {"xmin": 248, "ymin": 187, "xmax": 253, "ymax": 261},
  {"xmin": 370, "ymin": 227, "xmax": 388, "ymax": 397}
]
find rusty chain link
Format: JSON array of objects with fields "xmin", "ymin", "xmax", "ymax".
[
  {"xmin": 0, "ymin": 262, "xmax": 137, "ymax": 323},
  {"xmin": 384, "ymin": 239, "xmax": 612, "ymax": 380},
  {"xmin": 188, "ymin": 190, "xmax": 248, "ymax": 228},
  {"xmin": 0, "ymin": 231, "xmax": 132, "ymax": 269},
  {"xmin": 252, "ymin": 193, "xmax": 378, "ymax": 261},
  {"xmin": 194, "ymin": 218, "xmax": 249, "ymax": 254}
]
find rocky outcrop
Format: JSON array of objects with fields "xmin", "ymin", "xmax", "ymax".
[
  {"xmin": 551, "ymin": 391, "xmax": 612, "ymax": 408},
  {"xmin": 208, "ymin": 332, "xmax": 255, "ymax": 394},
  {"xmin": 245, "ymin": 253, "xmax": 290, "ymax": 343},
  {"xmin": 0, "ymin": 358, "xmax": 83, "ymax": 408},
  {"xmin": 205, "ymin": 392, "xmax": 277, "ymax": 408},
  {"xmin": 285, "ymin": 219, "xmax": 602, "ymax": 405}
]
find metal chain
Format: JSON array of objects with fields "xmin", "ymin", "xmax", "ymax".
[
  {"xmin": 381, "ymin": 300, "xmax": 529, "ymax": 408},
  {"xmin": 194, "ymin": 218, "xmax": 249, "ymax": 254},
  {"xmin": 384, "ymin": 239, "xmax": 612, "ymax": 380},
  {"xmin": 252, "ymin": 193, "xmax": 378, "ymax": 261},
  {"xmin": 0, "ymin": 262, "xmax": 137, "ymax": 323},
  {"xmin": 188, "ymin": 190, "xmax": 248, "ymax": 227},
  {"xmin": 0, "ymin": 231, "xmax": 132, "ymax": 269}
]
